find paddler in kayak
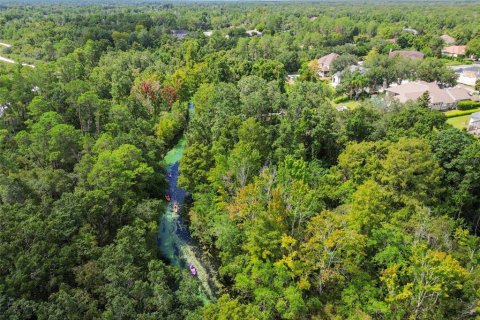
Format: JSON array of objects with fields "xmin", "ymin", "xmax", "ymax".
[
  {"xmin": 172, "ymin": 202, "xmax": 179, "ymax": 213},
  {"xmin": 189, "ymin": 263, "xmax": 197, "ymax": 276}
]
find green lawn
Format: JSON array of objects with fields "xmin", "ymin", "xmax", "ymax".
[
  {"xmin": 447, "ymin": 114, "xmax": 471, "ymax": 129},
  {"xmin": 335, "ymin": 99, "xmax": 361, "ymax": 110}
]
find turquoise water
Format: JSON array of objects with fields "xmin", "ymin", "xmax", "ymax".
[{"xmin": 157, "ymin": 136, "xmax": 216, "ymax": 301}]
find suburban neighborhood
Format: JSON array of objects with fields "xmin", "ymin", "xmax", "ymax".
[{"xmin": 305, "ymin": 41, "xmax": 480, "ymax": 135}]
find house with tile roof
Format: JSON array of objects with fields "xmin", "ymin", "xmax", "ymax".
[
  {"xmin": 385, "ymin": 81, "xmax": 471, "ymax": 110},
  {"xmin": 442, "ymin": 45, "xmax": 467, "ymax": 58},
  {"xmin": 313, "ymin": 53, "xmax": 340, "ymax": 78}
]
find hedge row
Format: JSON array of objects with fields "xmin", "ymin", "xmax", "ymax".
[
  {"xmin": 457, "ymin": 100, "xmax": 480, "ymax": 110},
  {"xmin": 445, "ymin": 107, "xmax": 480, "ymax": 118}
]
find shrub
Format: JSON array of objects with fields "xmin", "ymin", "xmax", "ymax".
[
  {"xmin": 457, "ymin": 100, "xmax": 480, "ymax": 110},
  {"xmin": 334, "ymin": 95, "xmax": 350, "ymax": 103},
  {"xmin": 445, "ymin": 107, "xmax": 480, "ymax": 118}
]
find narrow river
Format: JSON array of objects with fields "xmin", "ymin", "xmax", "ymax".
[{"xmin": 158, "ymin": 134, "xmax": 218, "ymax": 302}]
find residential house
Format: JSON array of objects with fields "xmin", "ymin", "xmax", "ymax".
[
  {"xmin": 246, "ymin": 29, "xmax": 263, "ymax": 37},
  {"xmin": 442, "ymin": 45, "xmax": 467, "ymax": 58},
  {"xmin": 171, "ymin": 30, "xmax": 188, "ymax": 40},
  {"xmin": 0, "ymin": 103, "xmax": 9, "ymax": 117},
  {"xmin": 468, "ymin": 112, "xmax": 480, "ymax": 135},
  {"xmin": 389, "ymin": 50, "xmax": 424, "ymax": 59},
  {"xmin": 332, "ymin": 65, "xmax": 367, "ymax": 87},
  {"xmin": 385, "ymin": 81, "xmax": 471, "ymax": 110},
  {"xmin": 440, "ymin": 34, "xmax": 456, "ymax": 45},
  {"xmin": 203, "ymin": 31, "xmax": 213, "ymax": 37},
  {"xmin": 313, "ymin": 52, "xmax": 340, "ymax": 78},
  {"xmin": 286, "ymin": 74, "xmax": 300, "ymax": 85},
  {"xmin": 450, "ymin": 64, "xmax": 480, "ymax": 87}
]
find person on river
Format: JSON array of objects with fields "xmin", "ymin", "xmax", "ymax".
[
  {"xmin": 172, "ymin": 202, "xmax": 179, "ymax": 213},
  {"xmin": 189, "ymin": 263, "xmax": 197, "ymax": 276}
]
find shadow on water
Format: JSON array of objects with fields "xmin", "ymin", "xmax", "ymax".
[{"xmin": 157, "ymin": 136, "xmax": 218, "ymax": 302}]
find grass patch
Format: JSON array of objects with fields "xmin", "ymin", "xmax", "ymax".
[
  {"xmin": 447, "ymin": 114, "xmax": 471, "ymax": 129},
  {"xmin": 444, "ymin": 107, "xmax": 480, "ymax": 118},
  {"xmin": 335, "ymin": 99, "xmax": 361, "ymax": 110}
]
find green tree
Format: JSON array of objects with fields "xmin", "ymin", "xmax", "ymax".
[
  {"xmin": 380, "ymin": 138, "xmax": 443, "ymax": 204},
  {"xmin": 178, "ymin": 143, "xmax": 213, "ymax": 193},
  {"xmin": 466, "ymin": 37, "xmax": 480, "ymax": 58}
]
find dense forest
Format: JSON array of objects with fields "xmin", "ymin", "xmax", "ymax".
[{"xmin": 0, "ymin": 1, "xmax": 480, "ymax": 319}]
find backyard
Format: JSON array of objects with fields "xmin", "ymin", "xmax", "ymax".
[
  {"xmin": 335, "ymin": 99, "xmax": 361, "ymax": 110},
  {"xmin": 447, "ymin": 114, "xmax": 470, "ymax": 129}
]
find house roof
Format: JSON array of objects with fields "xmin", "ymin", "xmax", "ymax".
[
  {"xmin": 450, "ymin": 64, "xmax": 480, "ymax": 76},
  {"xmin": 440, "ymin": 34, "xmax": 456, "ymax": 45},
  {"xmin": 442, "ymin": 45, "xmax": 466, "ymax": 55},
  {"xmin": 386, "ymin": 81, "xmax": 437, "ymax": 95},
  {"xmin": 334, "ymin": 65, "xmax": 367, "ymax": 77},
  {"xmin": 171, "ymin": 30, "xmax": 188, "ymax": 39},
  {"xmin": 389, "ymin": 50, "xmax": 424, "ymax": 59},
  {"xmin": 386, "ymin": 81, "xmax": 470, "ymax": 104},
  {"xmin": 317, "ymin": 53, "xmax": 340, "ymax": 72},
  {"xmin": 445, "ymin": 87, "xmax": 471, "ymax": 101},
  {"xmin": 246, "ymin": 29, "xmax": 262, "ymax": 37}
]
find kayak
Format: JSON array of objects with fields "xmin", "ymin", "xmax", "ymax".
[{"xmin": 189, "ymin": 263, "xmax": 197, "ymax": 276}]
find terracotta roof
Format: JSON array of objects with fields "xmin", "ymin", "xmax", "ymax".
[
  {"xmin": 317, "ymin": 53, "xmax": 340, "ymax": 72},
  {"xmin": 440, "ymin": 34, "xmax": 455, "ymax": 45},
  {"xmin": 389, "ymin": 50, "xmax": 424, "ymax": 59},
  {"xmin": 442, "ymin": 45, "xmax": 466, "ymax": 55}
]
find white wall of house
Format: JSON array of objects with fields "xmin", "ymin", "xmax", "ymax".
[
  {"xmin": 332, "ymin": 73, "xmax": 341, "ymax": 87},
  {"xmin": 469, "ymin": 117, "xmax": 480, "ymax": 129},
  {"xmin": 430, "ymin": 102, "xmax": 453, "ymax": 111}
]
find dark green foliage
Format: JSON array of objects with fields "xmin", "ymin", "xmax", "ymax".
[
  {"xmin": 457, "ymin": 100, "xmax": 480, "ymax": 110},
  {"xmin": 0, "ymin": 2, "xmax": 480, "ymax": 320}
]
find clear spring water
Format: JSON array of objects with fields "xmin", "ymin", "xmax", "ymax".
[{"xmin": 157, "ymin": 136, "xmax": 216, "ymax": 302}]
